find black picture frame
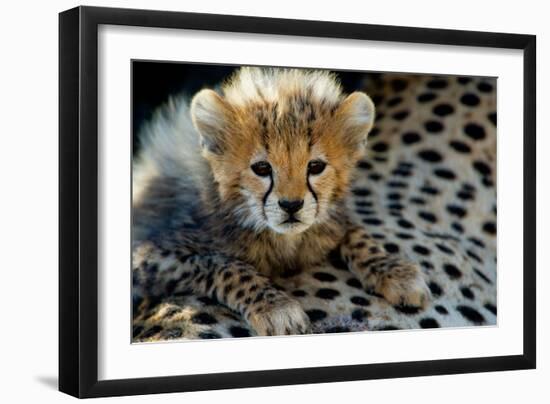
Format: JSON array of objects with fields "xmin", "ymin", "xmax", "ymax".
[{"xmin": 59, "ymin": 5, "xmax": 536, "ymax": 398}]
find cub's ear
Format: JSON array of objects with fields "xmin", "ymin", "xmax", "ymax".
[
  {"xmin": 335, "ymin": 92, "xmax": 376, "ymax": 153},
  {"xmin": 190, "ymin": 89, "xmax": 232, "ymax": 154}
]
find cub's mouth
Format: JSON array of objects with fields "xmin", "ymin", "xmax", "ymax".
[{"xmin": 281, "ymin": 216, "xmax": 301, "ymax": 224}]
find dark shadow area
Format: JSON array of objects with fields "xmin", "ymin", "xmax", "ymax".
[{"xmin": 132, "ymin": 61, "xmax": 373, "ymax": 155}]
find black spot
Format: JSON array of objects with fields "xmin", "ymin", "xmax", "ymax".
[
  {"xmin": 428, "ymin": 282, "xmax": 443, "ymax": 297},
  {"xmin": 372, "ymin": 142, "xmax": 389, "ymax": 153},
  {"xmin": 473, "ymin": 161, "xmax": 492, "ymax": 176},
  {"xmin": 464, "ymin": 123, "xmax": 486, "ymax": 140},
  {"xmin": 325, "ymin": 326, "xmax": 350, "ymax": 333},
  {"xmin": 451, "ymin": 222, "xmax": 464, "ymax": 234},
  {"xmin": 397, "ymin": 218, "xmax": 415, "ymax": 229},
  {"xmin": 433, "ymin": 103, "xmax": 455, "ymax": 117},
  {"xmin": 191, "ymin": 312, "xmax": 218, "ymax": 325},
  {"xmin": 387, "ymin": 96, "xmax": 402, "ymax": 106},
  {"xmin": 467, "ymin": 250, "xmax": 483, "ymax": 263},
  {"xmin": 443, "ymin": 263, "xmax": 462, "ymax": 279},
  {"xmin": 434, "ymin": 168, "xmax": 456, "ymax": 180},
  {"xmin": 355, "ymin": 200, "xmax": 373, "ymax": 208},
  {"xmin": 456, "ymin": 305, "xmax": 486, "ymax": 325},
  {"xmin": 197, "ymin": 296, "xmax": 219, "ymax": 306},
  {"xmin": 483, "ymin": 177, "xmax": 493, "ymax": 187},
  {"xmin": 316, "ymin": 288, "xmax": 340, "ymax": 300},
  {"xmin": 460, "ymin": 286, "xmax": 475, "ymax": 299},
  {"xmin": 424, "ymin": 120, "xmax": 444, "ymax": 133},
  {"xmin": 418, "ymin": 211, "xmax": 437, "ymax": 223},
  {"xmin": 457, "ymin": 77, "xmax": 471, "ymax": 85},
  {"xmin": 141, "ymin": 326, "xmax": 163, "ymax": 339},
  {"xmin": 421, "ymin": 261, "xmax": 434, "ymax": 270},
  {"xmin": 306, "ymin": 309, "xmax": 328, "ymax": 322},
  {"xmin": 412, "ymin": 245, "xmax": 430, "ymax": 255},
  {"xmin": 387, "ymin": 192, "xmax": 402, "ymax": 201},
  {"xmin": 447, "ymin": 205, "xmax": 467, "ymax": 218},
  {"xmin": 352, "ymin": 309, "xmax": 368, "ymax": 322},
  {"xmin": 376, "ymin": 325, "xmax": 400, "ymax": 331},
  {"xmin": 391, "ymin": 78, "xmax": 408, "ymax": 92},
  {"xmin": 363, "ymin": 218, "xmax": 383, "ymax": 226},
  {"xmin": 395, "ymin": 304, "xmax": 421, "ymax": 314},
  {"xmin": 469, "ymin": 237, "xmax": 485, "ymax": 248},
  {"xmin": 426, "ymin": 78, "xmax": 448, "ymax": 89},
  {"xmin": 292, "ymin": 289, "xmax": 307, "ymax": 297},
  {"xmin": 484, "ymin": 303, "xmax": 497, "ymax": 315},
  {"xmin": 449, "ymin": 140, "xmax": 472, "ymax": 153},
  {"xmin": 482, "ymin": 221, "xmax": 496, "ymax": 235},
  {"xmin": 350, "ymin": 296, "xmax": 370, "ymax": 306},
  {"xmin": 199, "ymin": 331, "xmax": 222, "ymax": 339},
  {"xmin": 435, "ymin": 305, "xmax": 448, "ymax": 315},
  {"xmin": 387, "ymin": 203, "xmax": 404, "ymax": 211},
  {"xmin": 352, "ymin": 188, "xmax": 371, "ymax": 197},
  {"xmin": 347, "ymin": 278, "xmax": 363, "ymax": 289},
  {"xmin": 417, "ymin": 92, "xmax": 437, "ymax": 103},
  {"xmin": 477, "ymin": 82, "xmax": 493, "ymax": 92},
  {"xmin": 419, "ymin": 318, "xmax": 440, "ymax": 328},
  {"xmin": 371, "ymin": 233, "xmax": 386, "ymax": 239},
  {"xmin": 407, "ymin": 197, "xmax": 424, "ymax": 206},
  {"xmin": 418, "ymin": 149, "xmax": 443, "ymax": 163},
  {"xmin": 369, "ymin": 127, "xmax": 380, "ymax": 137},
  {"xmin": 402, "ymin": 131, "xmax": 422, "ymax": 144},
  {"xmin": 328, "ymin": 248, "xmax": 348, "ymax": 271},
  {"xmin": 420, "ymin": 186, "xmax": 439, "ymax": 195},
  {"xmin": 313, "ymin": 272, "xmax": 337, "ymax": 282},
  {"xmin": 488, "ymin": 112, "xmax": 497, "ymax": 126},
  {"xmin": 229, "ymin": 326, "xmax": 251, "ymax": 338},
  {"xmin": 460, "ymin": 93, "xmax": 480, "ymax": 106},
  {"xmin": 161, "ymin": 328, "xmax": 183, "ymax": 339},
  {"xmin": 435, "ymin": 243, "xmax": 454, "ymax": 255},
  {"xmin": 457, "ymin": 191, "xmax": 474, "ymax": 200},
  {"xmin": 392, "ymin": 110, "xmax": 409, "ymax": 121},
  {"xmin": 392, "ymin": 168, "xmax": 411, "ymax": 177},
  {"xmin": 357, "ymin": 160, "xmax": 373, "ymax": 170},
  {"xmin": 396, "ymin": 232, "xmax": 414, "ymax": 240},
  {"xmin": 369, "ymin": 173, "xmax": 383, "ymax": 181},
  {"xmin": 474, "ymin": 269, "xmax": 492, "ymax": 284},
  {"xmin": 388, "ymin": 181, "xmax": 408, "ymax": 189},
  {"xmin": 384, "ymin": 243, "xmax": 400, "ymax": 253},
  {"xmin": 132, "ymin": 326, "xmax": 144, "ymax": 338}
]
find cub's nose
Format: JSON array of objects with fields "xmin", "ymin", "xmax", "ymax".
[{"xmin": 278, "ymin": 199, "xmax": 304, "ymax": 214}]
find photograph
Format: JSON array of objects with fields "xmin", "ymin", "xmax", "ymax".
[{"xmin": 131, "ymin": 62, "xmax": 498, "ymax": 342}]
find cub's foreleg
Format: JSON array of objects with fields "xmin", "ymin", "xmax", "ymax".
[
  {"xmin": 340, "ymin": 226, "xmax": 431, "ymax": 308},
  {"xmin": 133, "ymin": 242, "xmax": 310, "ymax": 336}
]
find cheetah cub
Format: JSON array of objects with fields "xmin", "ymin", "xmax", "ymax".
[{"xmin": 132, "ymin": 67, "xmax": 430, "ymax": 336}]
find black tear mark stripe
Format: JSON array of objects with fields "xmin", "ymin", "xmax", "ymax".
[
  {"xmin": 262, "ymin": 174, "xmax": 274, "ymax": 209},
  {"xmin": 307, "ymin": 176, "xmax": 319, "ymax": 215}
]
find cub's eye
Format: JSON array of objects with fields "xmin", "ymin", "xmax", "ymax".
[
  {"xmin": 251, "ymin": 161, "xmax": 272, "ymax": 177},
  {"xmin": 308, "ymin": 160, "xmax": 327, "ymax": 175}
]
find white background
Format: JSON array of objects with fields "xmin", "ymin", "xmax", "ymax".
[{"xmin": 0, "ymin": 0, "xmax": 547, "ymax": 403}]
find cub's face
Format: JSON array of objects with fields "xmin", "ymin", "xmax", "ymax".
[
  {"xmin": 191, "ymin": 71, "xmax": 374, "ymax": 235},
  {"xmin": 243, "ymin": 140, "xmax": 336, "ymax": 235}
]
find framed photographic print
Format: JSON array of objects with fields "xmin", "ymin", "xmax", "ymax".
[{"xmin": 59, "ymin": 6, "xmax": 536, "ymax": 398}]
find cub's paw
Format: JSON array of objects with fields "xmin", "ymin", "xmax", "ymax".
[
  {"xmin": 372, "ymin": 260, "xmax": 431, "ymax": 309},
  {"xmin": 246, "ymin": 292, "xmax": 311, "ymax": 336}
]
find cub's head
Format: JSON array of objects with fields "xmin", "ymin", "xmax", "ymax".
[{"xmin": 191, "ymin": 67, "xmax": 375, "ymax": 235}]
